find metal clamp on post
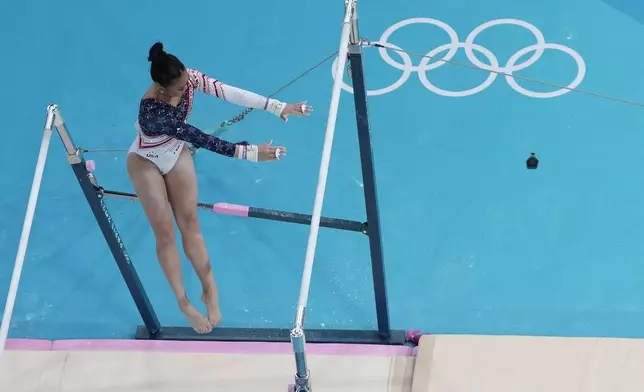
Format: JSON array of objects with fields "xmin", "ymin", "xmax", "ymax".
[
  {"xmin": 349, "ymin": 0, "xmax": 359, "ymax": 49},
  {"xmin": 47, "ymin": 104, "xmax": 83, "ymax": 165},
  {"xmin": 290, "ymin": 306, "xmax": 310, "ymax": 391}
]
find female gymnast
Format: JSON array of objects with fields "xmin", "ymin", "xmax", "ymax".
[{"xmin": 127, "ymin": 42, "xmax": 312, "ymax": 334}]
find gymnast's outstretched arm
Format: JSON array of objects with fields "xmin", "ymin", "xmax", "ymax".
[
  {"xmin": 187, "ymin": 68, "xmax": 311, "ymax": 120},
  {"xmin": 138, "ymin": 104, "xmax": 283, "ymax": 161},
  {"xmin": 139, "ymin": 104, "xmax": 236, "ymax": 157}
]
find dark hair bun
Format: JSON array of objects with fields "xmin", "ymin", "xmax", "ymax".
[{"xmin": 148, "ymin": 42, "xmax": 165, "ymax": 62}]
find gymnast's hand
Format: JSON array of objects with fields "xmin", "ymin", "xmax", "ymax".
[
  {"xmin": 280, "ymin": 101, "xmax": 312, "ymax": 122},
  {"xmin": 258, "ymin": 140, "xmax": 287, "ymax": 161}
]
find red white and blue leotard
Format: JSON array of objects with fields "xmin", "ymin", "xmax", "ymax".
[{"xmin": 128, "ymin": 68, "xmax": 285, "ymax": 174}]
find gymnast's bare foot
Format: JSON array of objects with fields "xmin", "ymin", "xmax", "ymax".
[
  {"xmin": 201, "ymin": 290, "xmax": 222, "ymax": 327},
  {"xmin": 179, "ymin": 298, "xmax": 212, "ymax": 334}
]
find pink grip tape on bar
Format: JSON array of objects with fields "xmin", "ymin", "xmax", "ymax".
[
  {"xmin": 86, "ymin": 160, "xmax": 96, "ymax": 172},
  {"xmin": 212, "ymin": 203, "xmax": 249, "ymax": 217}
]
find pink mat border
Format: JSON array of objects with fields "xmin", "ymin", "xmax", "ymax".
[{"xmin": 6, "ymin": 338, "xmax": 414, "ymax": 357}]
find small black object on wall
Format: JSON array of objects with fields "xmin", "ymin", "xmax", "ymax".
[{"xmin": 526, "ymin": 153, "xmax": 539, "ymax": 169}]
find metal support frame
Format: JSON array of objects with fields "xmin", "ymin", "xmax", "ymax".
[
  {"xmin": 345, "ymin": 3, "xmax": 393, "ymax": 340},
  {"xmin": 288, "ymin": 1, "xmax": 399, "ymax": 391},
  {"xmin": 44, "ymin": 0, "xmax": 403, "ymax": 354}
]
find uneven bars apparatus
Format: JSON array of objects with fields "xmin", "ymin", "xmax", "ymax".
[{"xmin": 3, "ymin": 0, "xmax": 404, "ymax": 358}]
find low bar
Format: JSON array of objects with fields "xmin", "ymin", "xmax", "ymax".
[
  {"xmin": 249, "ymin": 207, "xmax": 365, "ymax": 233},
  {"xmin": 99, "ymin": 188, "xmax": 366, "ymax": 233}
]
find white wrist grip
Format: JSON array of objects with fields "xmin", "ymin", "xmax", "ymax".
[
  {"xmin": 266, "ymin": 98, "xmax": 286, "ymax": 117},
  {"xmin": 236, "ymin": 145, "xmax": 259, "ymax": 162}
]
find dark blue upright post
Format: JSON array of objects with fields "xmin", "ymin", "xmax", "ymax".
[
  {"xmin": 49, "ymin": 105, "xmax": 161, "ymax": 337},
  {"xmin": 346, "ymin": 13, "xmax": 392, "ymax": 339},
  {"xmin": 70, "ymin": 162, "xmax": 161, "ymax": 337}
]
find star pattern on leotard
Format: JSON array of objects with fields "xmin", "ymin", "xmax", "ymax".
[{"xmin": 138, "ymin": 83, "xmax": 236, "ymax": 157}]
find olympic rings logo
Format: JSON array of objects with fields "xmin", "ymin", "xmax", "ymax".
[{"xmin": 332, "ymin": 18, "xmax": 586, "ymax": 98}]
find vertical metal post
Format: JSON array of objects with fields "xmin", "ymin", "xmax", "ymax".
[
  {"xmin": 48, "ymin": 105, "xmax": 162, "ymax": 337},
  {"xmin": 289, "ymin": 2, "xmax": 355, "ymax": 390},
  {"xmin": 347, "ymin": 4, "xmax": 392, "ymax": 339},
  {"xmin": 0, "ymin": 108, "xmax": 55, "ymax": 361}
]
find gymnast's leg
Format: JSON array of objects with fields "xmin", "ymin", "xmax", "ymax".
[
  {"xmin": 126, "ymin": 152, "xmax": 212, "ymax": 334},
  {"xmin": 165, "ymin": 146, "xmax": 222, "ymax": 327}
]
